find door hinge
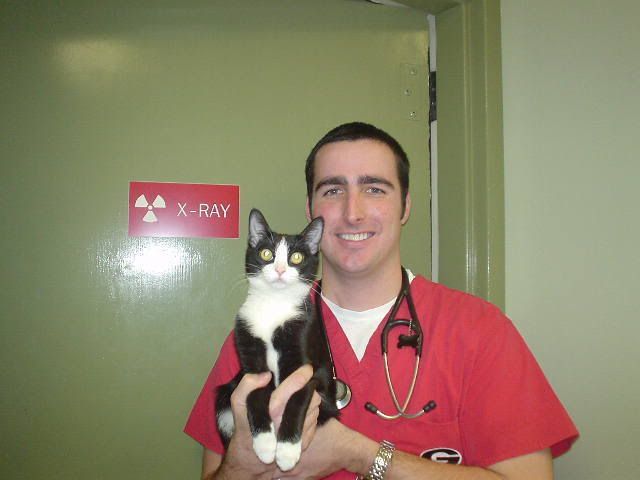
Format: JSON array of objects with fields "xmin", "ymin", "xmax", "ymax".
[{"xmin": 429, "ymin": 71, "xmax": 437, "ymax": 123}]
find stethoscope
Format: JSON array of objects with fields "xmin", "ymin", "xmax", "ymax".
[{"xmin": 315, "ymin": 267, "xmax": 437, "ymax": 420}]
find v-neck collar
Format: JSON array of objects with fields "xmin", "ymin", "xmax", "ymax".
[{"xmin": 319, "ymin": 285, "xmax": 414, "ymax": 382}]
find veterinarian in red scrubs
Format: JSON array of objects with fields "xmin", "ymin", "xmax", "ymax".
[{"xmin": 186, "ymin": 122, "xmax": 578, "ymax": 479}]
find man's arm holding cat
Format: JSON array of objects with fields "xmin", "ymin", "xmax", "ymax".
[
  {"xmin": 201, "ymin": 366, "xmax": 320, "ymax": 480},
  {"xmin": 277, "ymin": 417, "xmax": 552, "ymax": 480},
  {"xmin": 201, "ymin": 367, "xmax": 552, "ymax": 480}
]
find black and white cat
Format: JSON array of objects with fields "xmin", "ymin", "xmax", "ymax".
[{"xmin": 215, "ymin": 209, "xmax": 339, "ymax": 471}]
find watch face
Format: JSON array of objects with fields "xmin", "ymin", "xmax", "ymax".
[{"xmin": 363, "ymin": 441, "xmax": 394, "ymax": 480}]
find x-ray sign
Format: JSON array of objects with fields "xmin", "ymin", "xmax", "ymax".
[{"xmin": 128, "ymin": 181, "xmax": 239, "ymax": 238}]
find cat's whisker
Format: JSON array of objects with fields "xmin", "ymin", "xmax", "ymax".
[
  {"xmin": 307, "ymin": 283, "xmax": 322, "ymax": 296},
  {"xmin": 228, "ymin": 275, "xmax": 249, "ymax": 296}
]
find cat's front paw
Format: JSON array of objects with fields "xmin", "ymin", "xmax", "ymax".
[
  {"xmin": 252, "ymin": 426, "xmax": 277, "ymax": 464},
  {"xmin": 275, "ymin": 440, "xmax": 302, "ymax": 472}
]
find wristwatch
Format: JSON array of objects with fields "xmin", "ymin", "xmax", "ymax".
[{"xmin": 358, "ymin": 440, "xmax": 395, "ymax": 480}]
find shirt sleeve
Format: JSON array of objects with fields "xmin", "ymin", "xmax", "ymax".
[
  {"xmin": 183, "ymin": 332, "xmax": 240, "ymax": 454},
  {"xmin": 459, "ymin": 309, "xmax": 579, "ymax": 467}
]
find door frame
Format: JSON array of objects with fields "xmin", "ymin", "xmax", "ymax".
[{"xmin": 403, "ymin": 0, "xmax": 505, "ymax": 308}]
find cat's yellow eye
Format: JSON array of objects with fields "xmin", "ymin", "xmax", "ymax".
[
  {"xmin": 290, "ymin": 252, "xmax": 304, "ymax": 265},
  {"xmin": 259, "ymin": 249, "xmax": 273, "ymax": 261}
]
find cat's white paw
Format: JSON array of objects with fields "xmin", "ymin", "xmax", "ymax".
[
  {"xmin": 216, "ymin": 408, "xmax": 235, "ymax": 438},
  {"xmin": 275, "ymin": 440, "xmax": 302, "ymax": 472},
  {"xmin": 252, "ymin": 427, "xmax": 277, "ymax": 464}
]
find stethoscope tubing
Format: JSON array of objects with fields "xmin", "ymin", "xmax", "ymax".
[{"xmin": 315, "ymin": 266, "xmax": 436, "ymax": 419}]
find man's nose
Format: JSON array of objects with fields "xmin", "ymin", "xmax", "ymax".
[{"xmin": 345, "ymin": 192, "xmax": 365, "ymax": 223}]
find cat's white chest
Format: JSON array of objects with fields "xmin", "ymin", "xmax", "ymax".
[
  {"xmin": 239, "ymin": 292, "xmax": 304, "ymax": 385},
  {"xmin": 241, "ymin": 295, "xmax": 300, "ymax": 340}
]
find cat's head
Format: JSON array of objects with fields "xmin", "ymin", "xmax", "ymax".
[{"xmin": 246, "ymin": 208, "xmax": 323, "ymax": 290}]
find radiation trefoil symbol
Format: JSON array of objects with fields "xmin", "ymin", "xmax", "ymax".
[{"xmin": 135, "ymin": 194, "xmax": 166, "ymax": 223}]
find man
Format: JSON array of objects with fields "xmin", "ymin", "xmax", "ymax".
[{"xmin": 185, "ymin": 122, "xmax": 578, "ymax": 479}]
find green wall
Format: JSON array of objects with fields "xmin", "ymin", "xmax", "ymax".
[
  {"xmin": 0, "ymin": 1, "xmax": 430, "ymax": 478},
  {"xmin": 501, "ymin": 1, "xmax": 640, "ymax": 478}
]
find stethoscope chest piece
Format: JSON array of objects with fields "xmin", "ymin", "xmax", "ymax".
[{"xmin": 335, "ymin": 378, "xmax": 352, "ymax": 410}]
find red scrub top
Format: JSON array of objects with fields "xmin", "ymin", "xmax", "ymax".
[{"xmin": 184, "ymin": 276, "xmax": 578, "ymax": 478}]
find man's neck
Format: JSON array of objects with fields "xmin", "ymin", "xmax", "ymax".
[{"xmin": 320, "ymin": 262, "xmax": 403, "ymax": 311}]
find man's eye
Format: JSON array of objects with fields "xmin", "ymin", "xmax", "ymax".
[
  {"xmin": 323, "ymin": 188, "xmax": 342, "ymax": 196},
  {"xmin": 366, "ymin": 186, "xmax": 385, "ymax": 194}
]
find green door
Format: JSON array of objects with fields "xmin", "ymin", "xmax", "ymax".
[{"xmin": 1, "ymin": 1, "xmax": 429, "ymax": 478}]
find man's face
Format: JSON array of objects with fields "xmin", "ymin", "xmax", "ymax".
[{"xmin": 306, "ymin": 139, "xmax": 410, "ymax": 279}]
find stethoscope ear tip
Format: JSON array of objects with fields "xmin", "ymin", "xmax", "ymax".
[
  {"xmin": 365, "ymin": 402, "xmax": 378, "ymax": 414},
  {"xmin": 423, "ymin": 400, "xmax": 437, "ymax": 413}
]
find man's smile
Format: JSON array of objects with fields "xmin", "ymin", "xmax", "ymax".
[{"xmin": 337, "ymin": 232, "xmax": 374, "ymax": 241}]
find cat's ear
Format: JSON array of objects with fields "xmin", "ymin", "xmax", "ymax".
[
  {"xmin": 302, "ymin": 216, "xmax": 324, "ymax": 255},
  {"xmin": 248, "ymin": 208, "xmax": 270, "ymax": 247}
]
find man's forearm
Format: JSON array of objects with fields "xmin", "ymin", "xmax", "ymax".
[
  {"xmin": 345, "ymin": 434, "xmax": 504, "ymax": 480},
  {"xmin": 207, "ymin": 459, "xmax": 272, "ymax": 480},
  {"xmin": 202, "ymin": 448, "xmax": 273, "ymax": 480},
  {"xmin": 343, "ymin": 430, "xmax": 551, "ymax": 480},
  {"xmin": 386, "ymin": 450, "xmax": 505, "ymax": 480}
]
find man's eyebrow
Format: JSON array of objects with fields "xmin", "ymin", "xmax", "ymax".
[
  {"xmin": 358, "ymin": 175, "xmax": 395, "ymax": 189},
  {"xmin": 314, "ymin": 175, "xmax": 396, "ymax": 192},
  {"xmin": 314, "ymin": 176, "xmax": 348, "ymax": 192}
]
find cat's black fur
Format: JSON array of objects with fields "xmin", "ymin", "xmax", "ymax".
[{"xmin": 215, "ymin": 208, "xmax": 338, "ymax": 472}]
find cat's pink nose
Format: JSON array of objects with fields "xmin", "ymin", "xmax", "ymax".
[{"xmin": 275, "ymin": 264, "xmax": 286, "ymax": 276}]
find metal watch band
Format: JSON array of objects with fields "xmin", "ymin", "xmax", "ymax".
[{"xmin": 359, "ymin": 440, "xmax": 395, "ymax": 480}]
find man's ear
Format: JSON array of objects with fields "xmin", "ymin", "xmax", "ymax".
[
  {"xmin": 401, "ymin": 192, "xmax": 412, "ymax": 225},
  {"xmin": 305, "ymin": 197, "xmax": 312, "ymax": 222}
]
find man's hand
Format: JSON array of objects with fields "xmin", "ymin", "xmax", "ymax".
[
  {"xmin": 217, "ymin": 371, "xmax": 275, "ymax": 479},
  {"xmin": 269, "ymin": 365, "xmax": 321, "ymax": 452},
  {"xmin": 272, "ymin": 418, "xmax": 362, "ymax": 479},
  {"xmin": 206, "ymin": 366, "xmax": 320, "ymax": 479}
]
